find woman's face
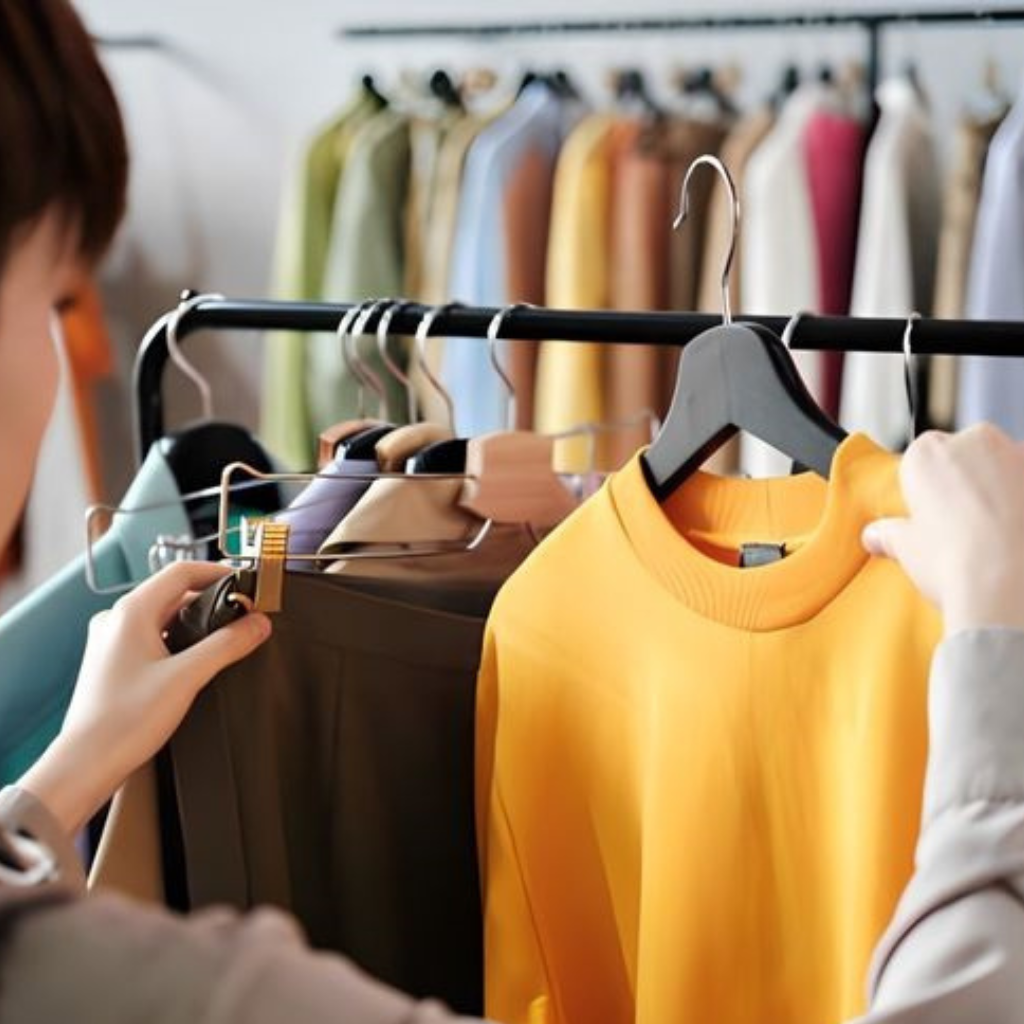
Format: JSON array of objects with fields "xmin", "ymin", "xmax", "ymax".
[{"xmin": 0, "ymin": 212, "xmax": 84, "ymax": 554}]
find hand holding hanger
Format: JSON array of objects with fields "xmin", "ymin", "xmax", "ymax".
[
  {"xmin": 16, "ymin": 562, "xmax": 270, "ymax": 837},
  {"xmin": 863, "ymin": 424, "xmax": 1024, "ymax": 637}
]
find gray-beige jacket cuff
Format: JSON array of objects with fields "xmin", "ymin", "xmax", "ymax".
[
  {"xmin": 923, "ymin": 628, "xmax": 1024, "ymax": 824},
  {"xmin": 0, "ymin": 785, "xmax": 86, "ymax": 892}
]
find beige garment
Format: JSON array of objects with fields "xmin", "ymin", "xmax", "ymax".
[
  {"xmin": 697, "ymin": 107, "xmax": 776, "ymax": 316},
  {"xmin": 695, "ymin": 108, "xmax": 774, "ymax": 476},
  {"xmin": 928, "ymin": 110, "xmax": 1004, "ymax": 429},
  {"xmin": 375, "ymin": 422, "xmax": 453, "ymax": 472},
  {"xmin": 404, "ymin": 112, "xmax": 462, "ymax": 301},
  {"xmin": 88, "ymin": 763, "xmax": 163, "ymax": 904},
  {"xmin": 320, "ymin": 476, "xmax": 539, "ymax": 587}
]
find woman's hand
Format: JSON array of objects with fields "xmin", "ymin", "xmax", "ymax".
[
  {"xmin": 18, "ymin": 562, "xmax": 271, "ymax": 835},
  {"xmin": 863, "ymin": 424, "xmax": 1024, "ymax": 637}
]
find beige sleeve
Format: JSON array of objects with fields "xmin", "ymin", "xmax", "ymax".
[
  {"xmin": 0, "ymin": 892, "xmax": 485, "ymax": 1024},
  {"xmin": 0, "ymin": 784, "xmax": 85, "ymax": 891},
  {"xmin": 852, "ymin": 628, "xmax": 1024, "ymax": 1023}
]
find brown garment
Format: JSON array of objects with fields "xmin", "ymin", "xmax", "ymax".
[
  {"xmin": 928, "ymin": 110, "xmax": 1004, "ymax": 429},
  {"xmin": 604, "ymin": 116, "xmax": 730, "ymax": 469},
  {"xmin": 167, "ymin": 572, "xmax": 495, "ymax": 1014},
  {"xmin": 502, "ymin": 144, "xmax": 557, "ymax": 428},
  {"xmin": 697, "ymin": 107, "xmax": 775, "ymax": 316},
  {"xmin": 604, "ymin": 118, "xmax": 665, "ymax": 467}
]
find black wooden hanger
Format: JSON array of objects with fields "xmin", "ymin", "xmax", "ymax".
[{"xmin": 641, "ymin": 156, "xmax": 845, "ymax": 502}]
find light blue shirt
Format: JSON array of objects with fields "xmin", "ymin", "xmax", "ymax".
[
  {"xmin": 0, "ymin": 443, "xmax": 190, "ymax": 782},
  {"xmin": 957, "ymin": 85, "xmax": 1024, "ymax": 438},
  {"xmin": 442, "ymin": 84, "xmax": 580, "ymax": 436}
]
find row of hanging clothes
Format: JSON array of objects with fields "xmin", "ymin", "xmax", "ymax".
[
  {"xmin": 261, "ymin": 53, "xmax": 1024, "ymax": 482},
  {"xmin": 3, "ymin": 243, "xmax": 1024, "ymax": 1023}
]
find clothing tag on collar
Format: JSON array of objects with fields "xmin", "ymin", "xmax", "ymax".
[{"xmin": 739, "ymin": 542, "xmax": 786, "ymax": 568}]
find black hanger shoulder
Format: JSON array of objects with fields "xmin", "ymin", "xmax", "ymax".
[{"xmin": 642, "ymin": 322, "xmax": 846, "ymax": 500}]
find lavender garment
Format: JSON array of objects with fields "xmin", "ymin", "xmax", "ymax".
[{"xmin": 276, "ymin": 458, "xmax": 377, "ymax": 566}]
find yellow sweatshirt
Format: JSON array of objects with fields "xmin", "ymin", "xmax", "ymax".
[{"xmin": 476, "ymin": 434, "xmax": 942, "ymax": 1024}]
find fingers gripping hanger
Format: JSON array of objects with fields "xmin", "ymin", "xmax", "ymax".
[
  {"xmin": 166, "ymin": 291, "xmax": 225, "ymax": 422},
  {"xmin": 642, "ymin": 154, "xmax": 846, "ymax": 499}
]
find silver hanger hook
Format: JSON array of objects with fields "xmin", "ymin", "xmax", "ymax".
[
  {"xmin": 782, "ymin": 310, "xmax": 811, "ymax": 351},
  {"xmin": 166, "ymin": 291, "xmax": 224, "ymax": 422},
  {"xmin": 903, "ymin": 311, "xmax": 921, "ymax": 443},
  {"xmin": 351, "ymin": 298, "xmax": 394, "ymax": 419},
  {"xmin": 673, "ymin": 154, "xmax": 739, "ymax": 326},
  {"xmin": 336, "ymin": 301, "xmax": 372, "ymax": 418},
  {"xmin": 414, "ymin": 303, "xmax": 461, "ymax": 431},
  {"xmin": 377, "ymin": 300, "xmax": 418, "ymax": 424},
  {"xmin": 486, "ymin": 303, "xmax": 532, "ymax": 431}
]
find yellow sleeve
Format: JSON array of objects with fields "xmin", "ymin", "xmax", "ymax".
[{"xmin": 476, "ymin": 629, "xmax": 552, "ymax": 1024}]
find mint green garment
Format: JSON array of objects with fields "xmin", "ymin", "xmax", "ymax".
[
  {"xmin": 261, "ymin": 91, "xmax": 383, "ymax": 470},
  {"xmin": 311, "ymin": 109, "xmax": 412, "ymax": 431},
  {"xmin": 0, "ymin": 443, "xmax": 190, "ymax": 782}
]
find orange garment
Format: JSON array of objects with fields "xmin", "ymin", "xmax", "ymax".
[
  {"xmin": 477, "ymin": 434, "xmax": 941, "ymax": 1024},
  {"xmin": 62, "ymin": 281, "xmax": 115, "ymax": 502}
]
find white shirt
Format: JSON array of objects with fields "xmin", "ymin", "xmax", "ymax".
[
  {"xmin": 840, "ymin": 78, "xmax": 941, "ymax": 449},
  {"xmin": 740, "ymin": 84, "xmax": 829, "ymax": 477}
]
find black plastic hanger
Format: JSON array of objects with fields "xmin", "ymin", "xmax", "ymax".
[
  {"xmin": 409, "ymin": 437, "xmax": 468, "ymax": 474},
  {"xmin": 641, "ymin": 156, "xmax": 845, "ymax": 502},
  {"xmin": 339, "ymin": 423, "xmax": 395, "ymax": 462},
  {"xmin": 615, "ymin": 68, "xmax": 664, "ymax": 120}
]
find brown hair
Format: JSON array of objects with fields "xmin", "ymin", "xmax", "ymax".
[{"xmin": 0, "ymin": 0, "xmax": 128, "ymax": 269}]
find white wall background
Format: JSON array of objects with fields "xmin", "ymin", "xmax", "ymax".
[{"xmin": 72, "ymin": 0, "xmax": 1024, "ymax": 494}]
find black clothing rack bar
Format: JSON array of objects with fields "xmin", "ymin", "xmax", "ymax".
[
  {"xmin": 338, "ymin": 6, "xmax": 1024, "ymax": 97},
  {"xmin": 134, "ymin": 296, "xmax": 1024, "ymax": 462}
]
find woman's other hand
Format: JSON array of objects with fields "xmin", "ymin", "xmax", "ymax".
[{"xmin": 863, "ymin": 424, "xmax": 1024, "ymax": 637}]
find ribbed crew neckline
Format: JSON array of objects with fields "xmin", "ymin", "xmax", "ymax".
[{"xmin": 610, "ymin": 434, "xmax": 901, "ymax": 631}]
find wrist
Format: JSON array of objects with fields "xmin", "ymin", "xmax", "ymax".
[
  {"xmin": 17, "ymin": 731, "xmax": 122, "ymax": 837},
  {"xmin": 943, "ymin": 587, "xmax": 1024, "ymax": 638}
]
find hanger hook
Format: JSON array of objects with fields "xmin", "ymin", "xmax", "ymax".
[
  {"xmin": 351, "ymin": 298, "xmax": 394, "ymax": 420},
  {"xmin": 486, "ymin": 302, "xmax": 532, "ymax": 431},
  {"xmin": 335, "ymin": 301, "xmax": 372, "ymax": 418},
  {"xmin": 377, "ymin": 300, "xmax": 418, "ymax": 424},
  {"xmin": 166, "ymin": 290, "xmax": 224, "ymax": 422},
  {"xmin": 782, "ymin": 310, "xmax": 811, "ymax": 352},
  {"xmin": 376, "ymin": 299, "xmax": 416, "ymax": 421},
  {"xmin": 903, "ymin": 311, "xmax": 921, "ymax": 443},
  {"xmin": 673, "ymin": 154, "xmax": 739, "ymax": 326},
  {"xmin": 414, "ymin": 303, "xmax": 461, "ymax": 431}
]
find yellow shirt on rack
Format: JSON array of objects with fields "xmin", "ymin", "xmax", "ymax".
[{"xmin": 476, "ymin": 434, "xmax": 941, "ymax": 1024}]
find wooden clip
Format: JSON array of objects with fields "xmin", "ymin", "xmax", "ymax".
[{"xmin": 254, "ymin": 521, "xmax": 290, "ymax": 613}]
